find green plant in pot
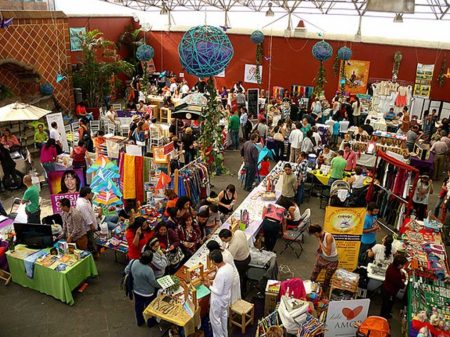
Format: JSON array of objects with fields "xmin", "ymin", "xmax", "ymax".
[{"xmin": 73, "ymin": 29, "xmax": 134, "ymax": 110}]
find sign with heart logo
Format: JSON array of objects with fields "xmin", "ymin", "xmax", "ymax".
[{"xmin": 325, "ymin": 299, "xmax": 370, "ymax": 337}]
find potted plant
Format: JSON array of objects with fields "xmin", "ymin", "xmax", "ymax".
[{"xmin": 73, "ymin": 29, "xmax": 134, "ymax": 117}]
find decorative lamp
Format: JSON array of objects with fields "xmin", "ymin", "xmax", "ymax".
[
  {"xmin": 178, "ymin": 25, "xmax": 234, "ymax": 78},
  {"xmin": 312, "ymin": 40, "xmax": 333, "ymax": 62},
  {"xmin": 40, "ymin": 82, "xmax": 54, "ymax": 96},
  {"xmin": 136, "ymin": 44, "xmax": 154, "ymax": 61},
  {"xmin": 337, "ymin": 46, "xmax": 352, "ymax": 61},
  {"xmin": 250, "ymin": 30, "xmax": 264, "ymax": 44}
]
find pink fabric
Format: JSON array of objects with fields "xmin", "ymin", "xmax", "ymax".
[
  {"xmin": 279, "ymin": 278, "xmax": 307, "ymax": 300},
  {"xmin": 263, "ymin": 204, "xmax": 285, "ymax": 223},
  {"xmin": 40, "ymin": 146, "xmax": 57, "ymax": 163},
  {"xmin": 344, "ymin": 150, "xmax": 357, "ymax": 171}
]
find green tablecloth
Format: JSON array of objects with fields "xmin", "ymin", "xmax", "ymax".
[{"xmin": 6, "ymin": 247, "xmax": 98, "ymax": 305}]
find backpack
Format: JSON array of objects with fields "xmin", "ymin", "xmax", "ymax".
[{"xmin": 121, "ymin": 259, "xmax": 136, "ymax": 300}]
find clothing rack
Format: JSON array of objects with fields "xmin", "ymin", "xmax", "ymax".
[{"xmin": 172, "ymin": 157, "xmax": 209, "ymax": 205}]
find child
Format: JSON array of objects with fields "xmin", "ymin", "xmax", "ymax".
[{"xmin": 259, "ymin": 156, "xmax": 270, "ymax": 181}]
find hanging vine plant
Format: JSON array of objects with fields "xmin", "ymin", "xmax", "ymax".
[
  {"xmin": 337, "ymin": 46, "xmax": 352, "ymax": 96},
  {"xmin": 333, "ymin": 55, "xmax": 340, "ymax": 76},
  {"xmin": 250, "ymin": 30, "xmax": 265, "ymax": 86},
  {"xmin": 438, "ymin": 57, "xmax": 448, "ymax": 87},
  {"xmin": 312, "ymin": 40, "xmax": 333, "ymax": 97},
  {"xmin": 392, "ymin": 51, "xmax": 403, "ymax": 81}
]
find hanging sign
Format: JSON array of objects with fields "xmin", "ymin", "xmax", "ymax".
[
  {"xmin": 325, "ymin": 299, "xmax": 370, "ymax": 337},
  {"xmin": 338, "ymin": 60, "xmax": 371, "ymax": 95},
  {"xmin": 244, "ymin": 64, "xmax": 262, "ymax": 84},
  {"xmin": 46, "ymin": 112, "xmax": 69, "ymax": 153},
  {"xmin": 323, "ymin": 206, "xmax": 365, "ymax": 271},
  {"xmin": 414, "ymin": 63, "xmax": 434, "ymax": 98}
]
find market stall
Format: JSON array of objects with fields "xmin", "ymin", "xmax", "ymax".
[{"xmin": 5, "ymin": 243, "xmax": 98, "ymax": 305}]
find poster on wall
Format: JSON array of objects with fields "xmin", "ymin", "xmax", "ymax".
[
  {"xmin": 69, "ymin": 27, "xmax": 86, "ymax": 52},
  {"xmin": 339, "ymin": 60, "xmax": 370, "ymax": 95},
  {"xmin": 46, "ymin": 112, "xmax": 69, "ymax": 153},
  {"xmin": 325, "ymin": 299, "xmax": 370, "ymax": 337},
  {"xmin": 247, "ymin": 89, "xmax": 260, "ymax": 116},
  {"xmin": 47, "ymin": 169, "xmax": 85, "ymax": 195},
  {"xmin": 323, "ymin": 206, "xmax": 365, "ymax": 271},
  {"xmin": 244, "ymin": 64, "xmax": 262, "ymax": 84},
  {"xmin": 216, "ymin": 69, "xmax": 225, "ymax": 78},
  {"xmin": 414, "ymin": 63, "xmax": 434, "ymax": 98},
  {"xmin": 50, "ymin": 193, "xmax": 79, "ymax": 213},
  {"xmin": 141, "ymin": 59, "xmax": 156, "ymax": 75}
]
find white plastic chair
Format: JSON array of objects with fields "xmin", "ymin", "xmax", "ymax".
[{"xmin": 90, "ymin": 120, "xmax": 100, "ymax": 136}]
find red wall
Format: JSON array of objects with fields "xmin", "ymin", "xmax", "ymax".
[
  {"xmin": 147, "ymin": 31, "xmax": 450, "ymax": 102},
  {"xmin": 68, "ymin": 16, "xmax": 135, "ymax": 64}
]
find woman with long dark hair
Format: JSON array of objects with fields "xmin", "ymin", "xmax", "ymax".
[
  {"xmin": 40, "ymin": 138, "xmax": 58, "ymax": 173},
  {"xmin": 59, "ymin": 170, "xmax": 81, "ymax": 194},
  {"xmin": 217, "ymin": 184, "xmax": 237, "ymax": 219},
  {"xmin": 367, "ymin": 235, "xmax": 395, "ymax": 264}
]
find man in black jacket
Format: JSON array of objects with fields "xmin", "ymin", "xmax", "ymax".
[{"xmin": 241, "ymin": 133, "xmax": 259, "ymax": 191}]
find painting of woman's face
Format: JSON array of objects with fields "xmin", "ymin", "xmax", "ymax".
[{"xmin": 64, "ymin": 174, "xmax": 77, "ymax": 193}]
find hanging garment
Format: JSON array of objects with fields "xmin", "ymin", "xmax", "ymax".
[
  {"xmin": 123, "ymin": 154, "xmax": 136, "ymax": 199},
  {"xmin": 135, "ymin": 156, "xmax": 144, "ymax": 203},
  {"xmin": 395, "ymin": 86, "xmax": 408, "ymax": 107}
]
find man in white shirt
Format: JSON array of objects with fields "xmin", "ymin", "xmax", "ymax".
[
  {"xmin": 219, "ymin": 228, "xmax": 250, "ymax": 296},
  {"xmin": 106, "ymin": 106, "xmax": 121, "ymax": 126},
  {"xmin": 289, "ymin": 122, "xmax": 304, "ymax": 162},
  {"xmin": 76, "ymin": 186, "xmax": 98, "ymax": 258},
  {"xmin": 205, "ymin": 250, "xmax": 234, "ymax": 337},
  {"xmin": 49, "ymin": 122, "xmax": 62, "ymax": 151}
]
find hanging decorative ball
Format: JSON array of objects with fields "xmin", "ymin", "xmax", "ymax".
[
  {"xmin": 136, "ymin": 44, "xmax": 154, "ymax": 61},
  {"xmin": 312, "ymin": 40, "xmax": 333, "ymax": 62},
  {"xmin": 40, "ymin": 82, "xmax": 54, "ymax": 95},
  {"xmin": 337, "ymin": 46, "xmax": 352, "ymax": 61},
  {"xmin": 250, "ymin": 30, "xmax": 264, "ymax": 44},
  {"xmin": 178, "ymin": 25, "xmax": 234, "ymax": 78}
]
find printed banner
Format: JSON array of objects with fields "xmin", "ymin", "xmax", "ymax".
[
  {"xmin": 339, "ymin": 60, "xmax": 370, "ymax": 95},
  {"xmin": 46, "ymin": 112, "xmax": 69, "ymax": 153},
  {"xmin": 47, "ymin": 169, "xmax": 85, "ymax": 195},
  {"xmin": 414, "ymin": 63, "xmax": 434, "ymax": 98},
  {"xmin": 69, "ymin": 27, "xmax": 86, "ymax": 52},
  {"xmin": 323, "ymin": 206, "xmax": 365, "ymax": 271},
  {"xmin": 244, "ymin": 64, "xmax": 262, "ymax": 84},
  {"xmin": 325, "ymin": 299, "xmax": 370, "ymax": 337},
  {"xmin": 50, "ymin": 193, "xmax": 79, "ymax": 214}
]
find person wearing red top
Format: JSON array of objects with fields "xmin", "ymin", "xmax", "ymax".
[
  {"xmin": 125, "ymin": 217, "xmax": 154, "ymax": 260},
  {"xmin": 343, "ymin": 143, "xmax": 357, "ymax": 171},
  {"xmin": 71, "ymin": 140, "xmax": 89, "ymax": 183},
  {"xmin": 380, "ymin": 255, "xmax": 407, "ymax": 319},
  {"xmin": 40, "ymin": 138, "xmax": 58, "ymax": 173},
  {"xmin": 259, "ymin": 157, "xmax": 270, "ymax": 180},
  {"xmin": 163, "ymin": 189, "xmax": 178, "ymax": 217}
]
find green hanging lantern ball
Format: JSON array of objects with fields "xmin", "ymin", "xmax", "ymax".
[
  {"xmin": 250, "ymin": 30, "xmax": 264, "ymax": 44},
  {"xmin": 312, "ymin": 40, "xmax": 333, "ymax": 62},
  {"xmin": 178, "ymin": 25, "xmax": 234, "ymax": 78},
  {"xmin": 337, "ymin": 46, "xmax": 352, "ymax": 61},
  {"xmin": 136, "ymin": 44, "xmax": 154, "ymax": 61}
]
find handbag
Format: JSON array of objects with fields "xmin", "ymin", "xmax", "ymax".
[
  {"xmin": 273, "ymin": 132, "xmax": 284, "ymax": 142},
  {"xmin": 166, "ymin": 247, "xmax": 184, "ymax": 266},
  {"xmin": 166, "ymin": 233, "xmax": 184, "ymax": 266}
]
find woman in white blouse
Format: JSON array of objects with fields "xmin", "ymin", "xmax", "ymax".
[{"xmin": 367, "ymin": 235, "xmax": 396, "ymax": 264}]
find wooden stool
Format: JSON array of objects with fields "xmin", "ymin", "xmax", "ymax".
[
  {"xmin": 0, "ymin": 269, "xmax": 11, "ymax": 285},
  {"xmin": 229, "ymin": 299, "xmax": 255, "ymax": 334}
]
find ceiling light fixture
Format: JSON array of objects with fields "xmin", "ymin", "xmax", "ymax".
[
  {"xmin": 266, "ymin": 2, "xmax": 274, "ymax": 17},
  {"xmin": 160, "ymin": 1, "xmax": 169, "ymax": 15},
  {"xmin": 393, "ymin": 13, "xmax": 403, "ymax": 23}
]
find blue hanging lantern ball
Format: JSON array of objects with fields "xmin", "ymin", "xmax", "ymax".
[
  {"xmin": 136, "ymin": 44, "xmax": 154, "ymax": 61},
  {"xmin": 312, "ymin": 40, "xmax": 333, "ymax": 62},
  {"xmin": 250, "ymin": 30, "xmax": 264, "ymax": 44},
  {"xmin": 178, "ymin": 25, "xmax": 234, "ymax": 78},
  {"xmin": 337, "ymin": 46, "xmax": 352, "ymax": 61},
  {"xmin": 340, "ymin": 78, "xmax": 346, "ymax": 85},
  {"xmin": 40, "ymin": 82, "xmax": 54, "ymax": 96}
]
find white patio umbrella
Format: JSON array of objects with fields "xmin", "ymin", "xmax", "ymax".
[{"xmin": 0, "ymin": 102, "xmax": 51, "ymax": 122}]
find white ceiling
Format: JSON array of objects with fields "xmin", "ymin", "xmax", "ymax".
[{"xmin": 55, "ymin": 0, "xmax": 450, "ymax": 47}]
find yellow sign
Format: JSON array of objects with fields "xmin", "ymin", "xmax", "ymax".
[{"xmin": 323, "ymin": 206, "xmax": 365, "ymax": 271}]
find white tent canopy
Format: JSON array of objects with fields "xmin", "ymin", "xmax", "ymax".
[
  {"xmin": 0, "ymin": 102, "xmax": 51, "ymax": 122},
  {"xmin": 55, "ymin": 0, "xmax": 450, "ymax": 48}
]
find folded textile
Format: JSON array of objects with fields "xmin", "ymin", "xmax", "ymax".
[
  {"xmin": 24, "ymin": 250, "xmax": 48, "ymax": 278},
  {"xmin": 123, "ymin": 154, "xmax": 136, "ymax": 199}
]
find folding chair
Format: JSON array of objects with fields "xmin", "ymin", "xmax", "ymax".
[{"xmin": 280, "ymin": 208, "xmax": 311, "ymax": 258}]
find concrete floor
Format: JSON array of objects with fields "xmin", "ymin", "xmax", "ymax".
[{"xmin": 0, "ymin": 150, "xmax": 409, "ymax": 336}]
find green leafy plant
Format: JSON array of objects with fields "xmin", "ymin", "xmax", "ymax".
[
  {"xmin": 73, "ymin": 29, "xmax": 134, "ymax": 107},
  {"xmin": 437, "ymin": 57, "xmax": 448, "ymax": 87},
  {"xmin": 117, "ymin": 25, "xmax": 144, "ymax": 66},
  {"xmin": 255, "ymin": 43, "xmax": 263, "ymax": 86},
  {"xmin": 0, "ymin": 84, "xmax": 12, "ymax": 101},
  {"xmin": 313, "ymin": 61, "xmax": 326, "ymax": 98},
  {"xmin": 198, "ymin": 77, "xmax": 227, "ymax": 175}
]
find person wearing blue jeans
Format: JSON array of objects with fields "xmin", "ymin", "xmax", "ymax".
[
  {"xmin": 241, "ymin": 133, "xmax": 259, "ymax": 191},
  {"xmin": 229, "ymin": 110, "xmax": 241, "ymax": 150},
  {"xmin": 359, "ymin": 202, "xmax": 380, "ymax": 265},
  {"xmin": 230, "ymin": 129, "xmax": 239, "ymax": 150}
]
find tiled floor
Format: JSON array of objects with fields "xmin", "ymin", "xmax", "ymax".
[{"xmin": 0, "ymin": 150, "xmax": 410, "ymax": 336}]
